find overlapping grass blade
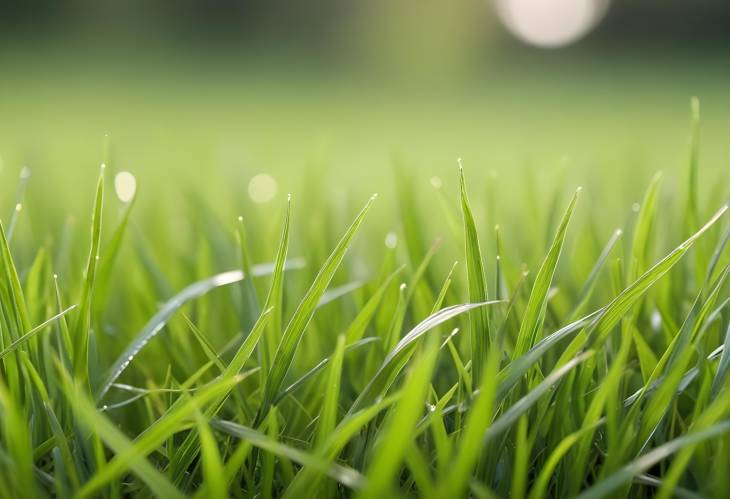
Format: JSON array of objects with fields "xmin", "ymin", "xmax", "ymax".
[
  {"xmin": 513, "ymin": 187, "xmax": 580, "ymax": 359},
  {"xmin": 258, "ymin": 194, "xmax": 377, "ymax": 421},
  {"xmin": 212, "ymin": 419, "xmax": 366, "ymax": 490},
  {"xmin": 0, "ymin": 305, "xmax": 76, "ymax": 360},
  {"xmin": 349, "ymin": 300, "xmax": 501, "ymax": 414}
]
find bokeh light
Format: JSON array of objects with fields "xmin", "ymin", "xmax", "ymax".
[
  {"xmin": 248, "ymin": 173, "xmax": 278, "ymax": 203},
  {"xmin": 495, "ymin": 0, "xmax": 610, "ymax": 48},
  {"xmin": 114, "ymin": 171, "xmax": 137, "ymax": 203}
]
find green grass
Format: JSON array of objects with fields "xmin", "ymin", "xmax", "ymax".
[{"xmin": 0, "ymin": 99, "xmax": 729, "ymax": 499}]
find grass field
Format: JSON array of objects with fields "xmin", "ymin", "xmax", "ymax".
[{"xmin": 1, "ymin": 49, "xmax": 730, "ymax": 497}]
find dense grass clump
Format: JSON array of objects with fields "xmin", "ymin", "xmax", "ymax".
[{"xmin": 1, "ymin": 102, "xmax": 730, "ymax": 498}]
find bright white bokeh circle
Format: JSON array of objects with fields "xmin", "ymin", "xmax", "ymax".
[
  {"xmin": 385, "ymin": 231, "xmax": 398, "ymax": 248},
  {"xmin": 114, "ymin": 171, "xmax": 137, "ymax": 203},
  {"xmin": 248, "ymin": 174, "xmax": 278, "ymax": 203},
  {"xmin": 495, "ymin": 0, "xmax": 610, "ymax": 48}
]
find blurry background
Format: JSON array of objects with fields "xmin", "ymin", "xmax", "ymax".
[{"xmin": 1, "ymin": 0, "xmax": 729, "ymax": 228}]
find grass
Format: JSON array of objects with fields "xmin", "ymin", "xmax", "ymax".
[{"xmin": 0, "ymin": 99, "xmax": 729, "ymax": 498}]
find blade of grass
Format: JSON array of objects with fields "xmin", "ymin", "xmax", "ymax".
[
  {"xmin": 459, "ymin": 160, "xmax": 491, "ymax": 381},
  {"xmin": 513, "ymin": 187, "xmax": 580, "ymax": 359},
  {"xmin": 258, "ymin": 194, "xmax": 377, "ymax": 422}
]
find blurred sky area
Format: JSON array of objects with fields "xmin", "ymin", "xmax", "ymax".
[{"xmin": 0, "ymin": 0, "xmax": 729, "ymax": 207}]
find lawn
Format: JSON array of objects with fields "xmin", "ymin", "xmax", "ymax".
[{"xmin": 0, "ymin": 49, "xmax": 729, "ymax": 497}]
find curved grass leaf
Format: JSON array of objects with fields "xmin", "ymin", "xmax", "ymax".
[
  {"xmin": 95, "ymin": 258, "xmax": 297, "ymax": 400},
  {"xmin": 349, "ymin": 300, "xmax": 502, "ymax": 414},
  {"xmin": 212, "ymin": 419, "xmax": 366, "ymax": 490}
]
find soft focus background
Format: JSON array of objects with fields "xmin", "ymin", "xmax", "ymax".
[{"xmin": 1, "ymin": 0, "xmax": 729, "ymax": 273}]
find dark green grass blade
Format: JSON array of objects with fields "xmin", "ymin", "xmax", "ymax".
[
  {"xmin": 274, "ymin": 337, "xmax": 379, "ymax": 404},
  {"xmin": 576, "ymin": 421, "xmax": 730, "ymax": 499},
  {"xmin": 486, "ymin": 351, "xmax": 593, "ymax": 442},
  {"xmin": 57, "ymin": 362, "xmax": 186, "ymax": 499}
]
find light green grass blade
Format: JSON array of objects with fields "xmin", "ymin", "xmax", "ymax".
[
  {"xmin": 588, "ymin": 204, "xmax": 727, "ymax": 346},
  {"xmin": 628, "ymin": 172, "xmax": 663, "ymax": 282},
  {"xmin": 260, "ymin": 196, "xmax": 291, "ymax": 379},
  {"xmin": 194, "ymin": 413, "xmax": 227, "ymax": 499},
  {"xmin": 258, "ymin": 194, "xmax": 377, "ymax": 421},
  {"xmin": 72, "ymin": 165, "xmax": 104, "ymax": 383},
  {"xmin": 314, "ymin": 334, "xmax": 346, "ymax": 448},
  {"xmin": 0, "ymin": 383, "xmax": 38, "ymax": 497},
  {"xmin": 459, "ymin": 160, "xmax": 491, "ymax": 381},
  {"xmin": 95, "ymin": 198, "xmax": 135, "ymax": 317},
  {"xmin": 356, "ymin": 337, "xmax": 439, "ymax": 498},
  {"xmin": 513, "ymin": 187, "xmax": 580, "ymax": 359},
  {"xmin": 437, "ymin": 341, "xmax": 500, "ymax": 498}
]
